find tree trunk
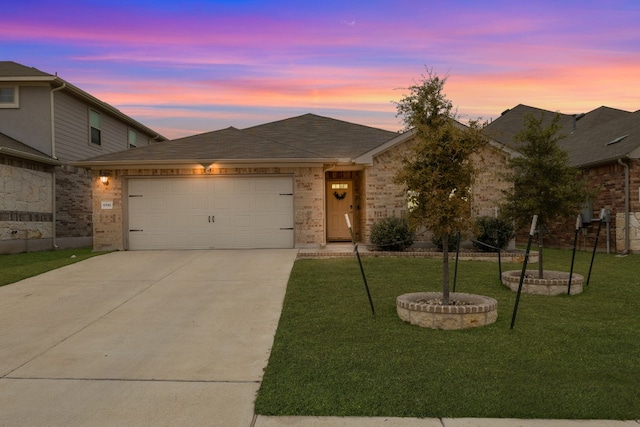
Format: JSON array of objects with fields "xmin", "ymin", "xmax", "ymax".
[
  {"xmin": 442, "ymin": 233, "xmax": 450, "ymax": 305},
  {"xmin": 538, "ymin": 229, "xmax": 544, "ymax": 279}
]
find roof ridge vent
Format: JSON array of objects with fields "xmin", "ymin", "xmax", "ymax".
[{"xmin": 606, "ymin": 134, "xmax": 629, "ymax": 146}]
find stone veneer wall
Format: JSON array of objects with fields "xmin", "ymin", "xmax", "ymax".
[
  {"xmin": 363, "ymin": 141, "xmax": 411, "ymax": 243},
  {"xmin": 362, "ymin": 138, "xmax": 511, "ymax": 244},
  {"xmin": 92, "ymin": 166, "xmax": 325, "ymax": 251},
  {"xmin": 0, "ymin": 158, "xmax": 54, "ymax": 253},
  {"xmin": 470, "ymin": 145, "xmax": 511, "ymax": 218}
]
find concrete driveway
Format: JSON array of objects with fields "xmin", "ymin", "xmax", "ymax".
[{"xmin": 0, "ymin": 249, "xmax": 297, "ymax": 427}]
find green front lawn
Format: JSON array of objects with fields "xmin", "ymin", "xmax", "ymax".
[
  {"xmin": 0, "ymin": 248, "xmax": 107, "ymax": 287},
  {"xmin": 255, "ymin": 248, "xmax": 640, "ymax": 419}
]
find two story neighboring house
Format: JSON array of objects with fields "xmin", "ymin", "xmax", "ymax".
[
  {"xmin": 485, "ymin": 104, "xmax": 640, "ymax": 254},
  {"xmin": 0, "ymin": 61, "xmax": 166, "ymax": 253}
]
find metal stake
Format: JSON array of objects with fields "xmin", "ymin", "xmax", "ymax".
[
  {"xmin": 511, "ymin": 215, "xmax": 537, "ymax": 330},
  {"xmin": 452, "ymin": 232, "xmax": 461, "ymax": 292},
  {"xmin": 587, "ymin": 210, "xmax": 605, "ymax": 286},
  {"xmin": 568, "ymin": 215, "xmax": 580, "ymax": 295},
  {"xmin": 345, "ymin": 214, "xmax": 375, "ymax": 316}
]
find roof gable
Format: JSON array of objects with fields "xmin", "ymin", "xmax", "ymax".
[{"xmin": 244, "ymin": 113, "xmax": 397, "ymax": 158}]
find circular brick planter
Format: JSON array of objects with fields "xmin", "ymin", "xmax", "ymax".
[
  {"xmin": 501, "ymin": 270, "xmax": 583, "ymax": 295},
  {"xmin": 396, "ymin": 292, "xmax": 498, "ymax": 330}
]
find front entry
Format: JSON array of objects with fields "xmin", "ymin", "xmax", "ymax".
[{"xmin": 326, "ymin": 180, "xmax": 353, "ymax": 241}]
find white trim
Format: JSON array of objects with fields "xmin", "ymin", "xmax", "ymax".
[
  {"xmin": 355, "ymin": 130, "xmax": 415, "ymax": 165},
  {"xmin": 0, "ymin": 85, "xmax": 19, "ymax": 108}
]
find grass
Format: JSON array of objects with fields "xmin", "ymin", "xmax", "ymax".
[
  {"xmin": 255, "ymin": 248, "xmax": 640, "ymax": 419},
  {"xmin": 0, "ymin": 248, "xmax": 107, "ymax": 287}
]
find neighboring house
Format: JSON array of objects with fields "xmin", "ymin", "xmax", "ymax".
[
  {"xmin": 75, "ymin": 114, "xmax": 511, "ymax": 251},
  {"xmin": 485, "ymin": 104, "xmax": 640, "ymax": 254},
  {"xmin": 0, "ymin": 61, "xmax": 166, "ymax": 253}
]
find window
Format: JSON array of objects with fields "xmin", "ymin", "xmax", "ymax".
[
  {"xmin": 0, "ymin": 86, "xmax": 19, "ymax": 108},
  {"xmin": 128, "ymin": 129, "xmax": 137, "ymax": 148},
  {"xmin": 89, "ymin": 110, "xmax": 101, "ymax": 145},
  {"xmin": 331, "ymin": 183, "xmax": 348, "ymax": 189}
]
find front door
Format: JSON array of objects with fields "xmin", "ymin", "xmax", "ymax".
[{"xmin": 326, "ymin": 180, "xmax": 353, "ymax": 241}]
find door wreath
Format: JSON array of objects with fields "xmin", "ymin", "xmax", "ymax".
[{"xmin": 333, "ymin": 191, "xmax": 347, "ymax": 200}]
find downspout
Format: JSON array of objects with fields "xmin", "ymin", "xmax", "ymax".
[
  {"xmin": 50, "ymin": 81, "xmax": 66, "ymax": 249},
  {"xmin": 617, "ymin": 158, "xmax": 630, "ymax": 254}
]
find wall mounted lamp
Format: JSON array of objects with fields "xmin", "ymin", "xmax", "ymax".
[{"xmin": 99, "ymin": 171, "xmax": 111, "ymax": 185}]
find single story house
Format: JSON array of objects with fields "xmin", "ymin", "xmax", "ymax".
[
  {"xmin": 75, "ymin": 114, "xmax": 511, "ymax": 251},
  {"xmin": 485, "ymin": 104, "xmax": 640, "ymax": 253}
]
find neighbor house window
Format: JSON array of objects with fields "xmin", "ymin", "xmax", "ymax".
[
  {"xmin": 89, "ymin": 110, "xmax": 101, "ymax": 145},
  {"xmin": 0, "ymin": 86, "xmax": 19, "ymax": 108},
  {"xmin": 128, "ymin": 129, "xmax": 137, "ymax": 148}
]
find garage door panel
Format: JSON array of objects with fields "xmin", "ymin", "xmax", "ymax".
[
  {"xmin": 128, "ymin": 176, "xmax": 294, "ymax": 250},
  {"xmin": 212, "ymin": 196, "xmax": 231, "ymax": 210},
  {"xmin": 232, "ymin": 214, "xmax": 252, "ymax": 227}
]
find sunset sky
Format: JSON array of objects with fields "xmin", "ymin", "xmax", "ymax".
[{"xmin": 3, "ymin": 0, "xmax": 639, "ymax": 139}]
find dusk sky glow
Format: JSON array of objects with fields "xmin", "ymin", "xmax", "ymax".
[{"xmin": 4, "ymin": 0, "xmax": 640, "ymax": 139}]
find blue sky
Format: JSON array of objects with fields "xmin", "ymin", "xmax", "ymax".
[{"xmin": 3, "ymin": 0, "xmax": 639, "ymax": 139}]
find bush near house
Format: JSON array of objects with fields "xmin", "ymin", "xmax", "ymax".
[
  {"xmin": 369, "ymin": 216, "xmax": 414, "ymax": 251},
  {"xmin": 473, "ymin": 216, "xmax": 515, "ymax": 252}
]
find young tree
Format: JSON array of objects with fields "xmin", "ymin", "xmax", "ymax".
[
  {"xmin": 394, "ymin": 69, "xmax": 487, "ymax": 304},
  {"xmin": 500, "ymin": 113, "xmax": 592, "ymax": 278}
]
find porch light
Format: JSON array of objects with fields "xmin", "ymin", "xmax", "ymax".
[{"xmin": 99, "ymin": 171, "xmax": 110, "ymax": 185}]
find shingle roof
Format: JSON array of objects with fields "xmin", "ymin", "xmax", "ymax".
[
  {"xmin": 82, "ymin": 125, "xmax": 332, "ymax": 163},
  {"xmin": 0, "ymin": 61, "xmax": 53, "ymax": 78},
  {"xmin": 483, "ymin": 104, "xmax": 576, "ymax": 147},
  {"xmin": 0, "ymin": 133, "xmax": 60, "ymax": 165},
  {"xmin": 564, "ymin": 110, "xmax": 640, "ymax": 167},
  {"xmin": 483, "ymin": 104, "xmax": 640, "ymax": 167},
  {"xmin": 77, "ymin": 114, "xmax": 398, "ymax": 165},
  {"xmin": 244, "ymin": 113, "xmax": 397, "ymax": 158}
]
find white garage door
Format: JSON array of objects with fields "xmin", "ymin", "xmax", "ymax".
[{"xmin": 127, "ymin": 176, "xmax": 294, "ymax": 250}]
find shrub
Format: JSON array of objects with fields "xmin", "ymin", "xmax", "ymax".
[
  {"xmin": 369, "ymin": 216, "xmax": 414, "ymax": 251},
  {"xmin": 473, "ymin": 216, "xmax": 515, "ymax": 252}
]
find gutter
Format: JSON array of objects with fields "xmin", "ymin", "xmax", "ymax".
[
  {"xmin": 0, "ymin": 147, "xmax": 61, "ymax": 165},
  {"xmin": 617, "ymin": 158, "xmax": 630, "ymax": 254},
  {"xmin": 71, "ymin": 157, "xmax": 339, "ymax": 168},
  {"xmin": 50, "ymin": 81, "xmax": 66, "ymax": 250}
]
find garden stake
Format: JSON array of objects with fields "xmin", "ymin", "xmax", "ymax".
[
  {"xmin": 497, "ymin": 248, "xmax": 502, "ymax": 283},
  {"xmin": 511, "ymin": 215, "xmax": 537, "ymax": 330},
  {"xmin": 587, "ymin": 211, "xmax": 604, "ymax": 286},
  {"xmin": 453, "ymin": 232, "xmax": 461, "ymax": 292},
  {"xmin": 568, "ymin": 215, "xmax": 581, "ymax": 295},
  {"xmin": 345, "ymin": 214, "xmax": 375, "ymax": 316}
]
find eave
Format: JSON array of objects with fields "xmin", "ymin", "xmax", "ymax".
[
  {"xmin": 0, "ymin": 147, "xmax": 62, "ymax": 165},
  {"xmin": 71, "ymin": 157, "xmax": 342, "ymax": 169}
]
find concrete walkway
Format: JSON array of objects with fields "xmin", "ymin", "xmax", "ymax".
[{"xmin": 0, "ymin": 249, "xmax": 637, "ymax": 426}]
